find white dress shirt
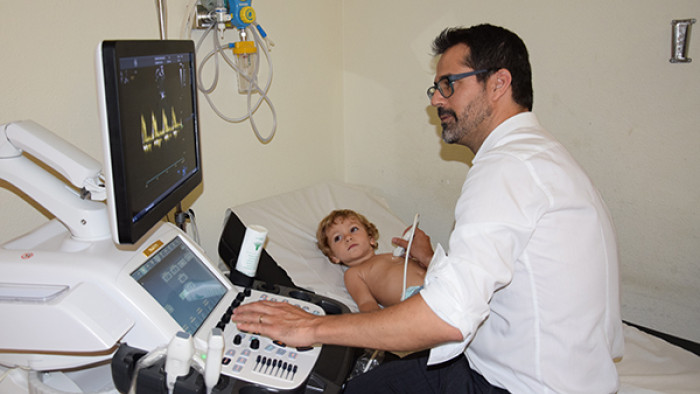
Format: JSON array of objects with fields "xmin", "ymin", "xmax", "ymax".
[{"xmin": 420, "ymin": 112, "xmax": 624, "ymax": 393}]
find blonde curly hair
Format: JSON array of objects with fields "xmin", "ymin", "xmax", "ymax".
[{"xmin": 316, "ymin": 209, "xmax": 379, "ymax": 260}]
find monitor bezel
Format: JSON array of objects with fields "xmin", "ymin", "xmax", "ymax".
[{"xmin": 97, "ymin": 39, "xmax": 202, "ymax": 245}]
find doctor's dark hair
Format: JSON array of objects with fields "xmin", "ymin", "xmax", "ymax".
[
  {"xmin": 316, "ymin": 209, "xmax": 379, "ymax": 260},
  {"xmin": 432, "ymin": 24, "xmax": 533, "ymax": 111}
]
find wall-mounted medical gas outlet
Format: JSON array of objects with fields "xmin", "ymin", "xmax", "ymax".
[
  {"xmin": 670, "ymin": 19, "xmax": 695, "ymax": 63},
  {"xmin": 188, "ymin": 0, "xmax": 277, "ymax": 143},
  {"xmin": 193, "ymin": 0, "xmax": 255, "ymax": 30},
  {"xmin": 193, "ymin": 0, "xmax": 218, "ymax": 29}
]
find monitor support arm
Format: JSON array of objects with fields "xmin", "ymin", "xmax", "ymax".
[{"xmin": 0, "ymin": 120, "xmax": 110, "ymax": 241}]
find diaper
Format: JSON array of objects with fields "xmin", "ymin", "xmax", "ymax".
[{"xmin": 402, "ymin": 285, "xmax": 423, "ymax": 301}]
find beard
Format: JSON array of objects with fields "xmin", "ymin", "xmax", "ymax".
[
  {"xmin": 438, "ymin": 107, "xmax": 460, "ymax": 144},
  {"xmin": 439, "ymin": 92, "xmax": 492, "ymax": 146}
]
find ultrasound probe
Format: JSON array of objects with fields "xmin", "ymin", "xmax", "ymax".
[{"xmin": 398, "ymin": 214, "xmax": 420, "ymax": 301}]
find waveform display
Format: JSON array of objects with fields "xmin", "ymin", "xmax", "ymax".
[{"xmin": 141, "ymin": 107, "xmax": 184, "ymax": 152}]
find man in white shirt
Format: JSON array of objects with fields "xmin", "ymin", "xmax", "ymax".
[{"xmin": 233, "ymin": 24, "xmax": 624, "ymax": 393}]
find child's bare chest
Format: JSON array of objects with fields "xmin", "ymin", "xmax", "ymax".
[{"xmin": 362, "ymin": 256, "xmax": 426, "ymax": 306}]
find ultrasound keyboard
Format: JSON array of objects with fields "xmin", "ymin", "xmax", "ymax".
[{"xmin": 214, "ymin": 287, "xmax": 325, "ymax": 391}]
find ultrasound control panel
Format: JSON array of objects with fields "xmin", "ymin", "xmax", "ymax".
[
  {"xmin": 212, "ymin": 287, "xmax": 325, "ymax": 391},
  {"xmin": 109, "ymin": 228, "xmax": 354, "ymax": 393},
  {"xmin": 111, "ymin": 280, "xmax": 355, "ymax": 393}
]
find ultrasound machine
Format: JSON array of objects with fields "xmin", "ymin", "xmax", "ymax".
[{"xmin": 0, "ymin": 40, "xmax": 353, "ymax": 393}]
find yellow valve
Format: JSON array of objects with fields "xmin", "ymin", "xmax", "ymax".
[
  {"xmin": 232, "ymin": 40, "xmax": 257, "ymax": 55},
  {"xmin": 239, "ymin": 6, "xmax": 256, "ymax": 24}
]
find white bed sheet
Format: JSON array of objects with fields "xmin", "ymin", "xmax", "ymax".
[
  {"xmin": 617, "ymin": 324, "xmax": 700, "ymax": 393},
  {"xmin": 231, "ymin": 181, "xmax": 700, "ymax": 393},
  {"xmin": 231, "ymin": 181, "xmax": 407, "ymax": 312}
]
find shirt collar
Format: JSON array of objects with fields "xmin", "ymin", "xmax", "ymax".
[{"xmin": 474, "ymin": 112, "xmax": 539, "ymax": 161}]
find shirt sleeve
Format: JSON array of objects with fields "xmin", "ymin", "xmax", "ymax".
[
  {"xmin": 420, "ymin": 153, "xmax": 547, "ymax": 365},
  {"xmin": 423, "ymin": 244, "xmax": 475, "ymax": 364}
]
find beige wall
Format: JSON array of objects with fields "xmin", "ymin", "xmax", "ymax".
[
  {"xmin": 1, "ymin": 1, "xmax": 698, "ymax": 343},
  {"xmin": 342, "ymin": 0, "xmax": 700, "ymax": 342},
  {"xmin": 0, "ymin": 0, "xmax": 344, "ymax": 257}
]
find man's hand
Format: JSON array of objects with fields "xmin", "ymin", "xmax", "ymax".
[
  {"xmin": 392, "ymin": 227, "xmax": 434, "ymax": 269},
  {"xmin": 232, "ymin": 301, "xmax": 321, "ymax": 347}
]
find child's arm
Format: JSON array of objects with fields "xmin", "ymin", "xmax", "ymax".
[{"xmin": 344, "ymin": 268, "xmax": 381, "ymax": 313}]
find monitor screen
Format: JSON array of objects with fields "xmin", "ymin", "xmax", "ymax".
[
  {"xmin": 131, "ymin": 236, "xmax": 227, "ymax": 335},
  {"xmin": 97, "ymin": 40, "xmax": 202, "ymax": 244}
]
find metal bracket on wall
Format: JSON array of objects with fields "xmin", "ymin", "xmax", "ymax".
[
  {"xmin": 670, "ymin": 19, "xmax": 695, "ymax": 63},
  {"xmin": 192, "ymin": 0, "xmax": 231, "ymax": 30}
]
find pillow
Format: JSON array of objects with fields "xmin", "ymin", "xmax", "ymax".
[{"xmin": 229, "ymin": 182, "xmax": 408, "ymax": 312}]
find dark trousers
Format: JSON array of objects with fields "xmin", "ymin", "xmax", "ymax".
[{"xmin": 343, "ymin": 353, "xmax": 509, "ymax": 394}]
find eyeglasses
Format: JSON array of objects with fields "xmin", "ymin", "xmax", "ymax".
[{"xmin": 427, "ymin": 69, "xmax": 490, "ymax": 99}]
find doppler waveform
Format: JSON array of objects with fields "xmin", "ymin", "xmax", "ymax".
[{"xmin": 141, "ymin": 107, "xmax": 183, "ymax": 152}]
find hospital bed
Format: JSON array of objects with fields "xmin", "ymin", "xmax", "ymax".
[{"xmin": 221, "ymin": 181, "xmax": 700, "ymax": 393}]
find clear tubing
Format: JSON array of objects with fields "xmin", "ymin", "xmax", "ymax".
[
  {"xmin": 196, "ymin": 23, "xmax": 220, "ymax": 95},
  {"xmin": 190, "ymin": 11, "xmax": 276, "ymax": 143},
  {"xmin": 195, "ymin": 23, "xmax": 276, "ymax": 143},
  {"xmin": 180, "ymin": 0, "xmax": 198, "ymax": 39}
]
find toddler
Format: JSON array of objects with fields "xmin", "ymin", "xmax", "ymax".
[{"xmin": 316, "ymin": 209, "xmax": 426, "ymax": 312}]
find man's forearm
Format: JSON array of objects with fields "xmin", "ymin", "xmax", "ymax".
[
  {"xmin": 232, "ymin": 293, "xmax": 462, "ymax": 352},
  {"xmin": 313, "ymin": 295, "xmax": 461, "ymax": 352}
]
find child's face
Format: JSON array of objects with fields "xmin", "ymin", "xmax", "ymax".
[{"xmin": 325, "ymin": 217, "xmax": 376, "ymax": 266}]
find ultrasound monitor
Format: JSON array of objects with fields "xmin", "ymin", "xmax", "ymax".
[{"xmin": 97, "ymin": 40, "xmax": 202, "ymax": 245}]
